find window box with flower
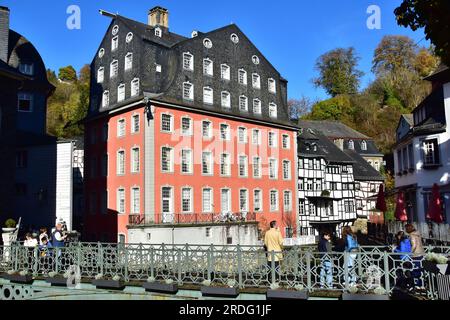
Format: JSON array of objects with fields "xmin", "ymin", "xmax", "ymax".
[
  {"xmin": 91, "ymin": 274, "xmax": 125, "ymax": 290},
  {"xmin": 200, "ymin": 279, "xmax": 240, "ymax": 298},
  {"xmin": 266, "ymin": 283, "xmax": 309, "ymax": 300},
  {"xmin": 143, "ymin": 277, "xmax": 179, "ymax": 294}
]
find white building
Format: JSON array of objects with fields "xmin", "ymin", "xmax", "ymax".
[{"xmin": 393, "ymin": 65, "xmax": 450, "ymax": 242}]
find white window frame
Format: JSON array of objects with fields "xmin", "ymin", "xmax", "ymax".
[
  {"xmin": 117, "ymin": 188, "xmax": 125, "ymax": 214},
  {"xmin": 155, "ymin": 27, "xmax": 162, "ymax": 38},
  {"xmin": 102, "ymin": 90, "xmax": 109, "ymax": 108},
  {"xmin": 131, "ymin": 147, "xmax": 140, "ymax": 173},
  {"xmin": 268, "ymin": 78, "xmax": 276, "ymax": 94},
  {"xmin": 221, "ymin": 188, "xmax": 232, "ymax": 214},
  {"xmin": 282, "ymin": 134, "xmax": 290, "ymax": 149},
  {"xmin": 117, "ymin": 83, "xmax": 125, "ymax": 102},
  {"xmin": 268, "ymin": 131, "xmax": 277, "ymax": 148},
  {"xmin": 239, "ymin": 96, "xmax": 248, "ymax": 112},
  {"xmin": 125, "ymin": 52, "xmax": 133, "ymax": 71},
  {"xmin": 131, "ymin": 78, "xmax": 140, "ymax": 97},
  {"xmin": 183, "ymin": 52, "xmax": 194, "ymax": 71},
  {"xmin": 202, "ymin": 120, "xmax": 212, "ymax": 139},
  {"xmin": 161, "ymin": 113, "xmax": 173, "ymax": 133},
  {"xmin": 117, "ymin": 119, "xmax": 125, "ymax": 137},
  {"xmin": 221, "ymin": 64, "xmax": 230, "ymax": 80},
  {"xmin": 161, "ymin": 186, "xmax": 174, "ymax": 215},
  {"xmin": 202, "ymin": 188, "xmax": 214, "ymax": 213},
  {"xmin": 270, "ymin": 190, "xmax": 279, "ymax": 212},
  {"xmin": 181, "ymin": 187, "xmax": 193, "ymax": 213},
  {"xmin": 253, "ymin": 99, "xmax": 261, "ymax": 114},
  {"xmin": 180, "ymin": 148, "xmax": 193, "ymax": 174},
  {"xmin": 181, "ymin": 116, "xmax": 193, "ymax": 136},
  {"xmin": 202, "ymin": 151, "xmax": 214, "ymax": 176},
  {"xmin": 253, "ymin": 157, "xmax": 262, "ymax": 179},
  {"xmin": 221, "ymin": 91, "xmax": 231, "ymax": 109},
  {"xmin": 238, "ymin": 155, "xmax": 248, "ymax": 178},
  {"xmin": 183, "ymin": 82, "xmax": 194, "ymax": 101},
  {"xmin": 220, "ymin": 123, "xmax": 231, "ymax": 141},
  {"xmin": 239, "ymin": 189, "xmax": 249, "ymax": 212},
  {"xmin": 269, "ymin": 103, "xmax": 278, "ymax": 118},
  {"xmin": 253, "ymin": 189, "xmax": 263, "ymax": 212},
  {"xmin": 283, "ymin": 160, "xmax": 291, "ymax": 180},
  {"xmin": 97, "ymin": 67, "xmax": 104, "ymax": 83},
  {"xmin": 220, "ymin": 153, "xmax": 231, "ymax": 177},
  {"xmin": 238, "ymin": 69, "xmax": 247, "ymax": 85},
  {"xmin": 161, "ymin": 146, "xmax": 174, "ymax": 173},
  {"xmin": 111, "ymin": 36, "xmax": 119, "ymax": 52},
  {"xmin": 131, "ymin": 114, "xmax": 140, "ymax": 134},
  {"xmin": 238, "ymin": 127, "xmax": 247, "ymax": 144},
  {"xmin": 117, "ymin": 150, "xmax": 125, "ymax": 175},
  {"xmin": 203, "ymin": 87, "xmax": 214, "ymax": 105},
  {"xmin": 348, "ymin": 140, "xmax": 355, "ymax": 150},
  {"xmin": 283, "ymin": 190, "xmax": 292, "ymax": 212},
  {"xmin": 252, "ymin": 73, "xmax": 261, "ymax": 89},
  {"xmin": 252, "ymin": 129, "xmax": 261, "ymax": 145},
  {"xmin": 269, "ymin": 158, "xmax": 278, "ymax": 179},
  {"xmin": 203, "ymin": 58, "xmax": 213, "ymax": 76},
  {"xmin": 19, "ymin": 63, "xmax": 34, "ymax": 76},
  {"xmin": 131, "ymin": 187, "xmax": 140, "ymax": 214},
  {"xmin": 110, "ymin": 60, "xmax": 118, "ymax": 78}
]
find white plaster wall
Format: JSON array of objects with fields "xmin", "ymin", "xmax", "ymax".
[{"xmin": 56, "ymin": 142, "xmax": 73, "ymax": 230}]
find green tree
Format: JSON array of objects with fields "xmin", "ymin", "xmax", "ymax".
[
  {"xmin": 414, "ymin": 47, "xmax": 441, "ymax": 78},
  {"xmin": 58, "ymin": 65, "xmax": 77, "ymax": 82},
  {"xmin": 304, "ymin": 95, "xmax": 354, "ymax": 124},
  {"xmin": 313, "ymin": 47, "xmax": 364, "ymax": 97},
  {"xmin": 395, "ymin": 0, "xmax": 450, "ymax": 67}
]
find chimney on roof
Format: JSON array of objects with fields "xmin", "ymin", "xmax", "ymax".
[
  {"xmin": 334, "ymin": 138, "xmax": 344, "ymax": 151},
  {"xmin": 148, "ymin": 6, "xmax": 169, "ymax": 29},
  {"xmin": 0, "ymin": 6, "xmax": 10, "ymax": 63}
]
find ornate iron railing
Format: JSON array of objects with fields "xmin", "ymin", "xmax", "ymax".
[
  {"xmin": 0, "ymin": 243, "xmax": 448, "ymax": 299},
  {"xmin": 128, "ymin": 212, "xmax": 258, "ymax": 226}
]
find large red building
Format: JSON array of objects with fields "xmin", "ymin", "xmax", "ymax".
[{"xmin": 84, "ymin": 7, "xmax": 298, "ymax": 243}]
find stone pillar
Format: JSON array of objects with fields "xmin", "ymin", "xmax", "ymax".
[{"xmin": 2, "ymin": 230, "xmax": 15, "ymax": 261}]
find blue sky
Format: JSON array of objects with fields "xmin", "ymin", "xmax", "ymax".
[{"xmin": 2, "ymin": 0, "xmax": 427, "ymax": 101}]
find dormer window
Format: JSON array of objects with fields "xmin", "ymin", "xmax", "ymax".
[
  {"xmin": 252, "ymin": 55, "xmax": 260, "ymax": 65},
  {"xmin": 102, "ymin": 91, "xmax": 110, "ymax": 108},
  {"xmin": 97, "ymin": 67, "xmax": 104, "ymax": 83},
  {"xmin": 203, "ymin": 87, "xmax": 213, "ymax": 105},
  {"xmin": 221, "ymin": 64, "xmax": 230, "ymax": 80},
  {"xmin": 203, "ymin": 38, "xmax": 213, "ymax": 49},
  {"xmin": 183, "ymin": 52, "xmax": 194, "ymax": 71},
  {"xmin": 111, "ymin": 36, "xmax": 118, "ymax": 52},
  {"xmin": 268, "ymin": 78, "xmax": 276, "ymax": 94},
  {"xmin": 348, "ymin": 140, "xmax": 355, "ymax": 150},
  {"xmin": 117, "ymin": 84, "xmax": 125, "ymax": 102},
  {"xmin": 126, "ymin": 32, "xmax": 133, "ymax": 43},
  {"xmin": 238, "ymin": 69, "xmax": 247, "ymax": 85},
  {"xmin": 253, "ymin": 99, "xmax": 261, "ymax": 114},
  {"xmin": 110, "ymin": 60, "xmax": 118, "ymax": 78},
  {"xmin": 98, "ymin": 48, "xmax": 105, "ymax": 58},
  {"xmin": 252, "ymin": 73, "xmax": 261, "ymax": 89},
  {"xmin": 125, "ymin": 53, "xmax": 133, "ymax": 71},
  {"xmin": 203, "ymin": 58, "xmax": 213, "ymax": 76},
  {"xmin": 183, "ymin": 82, "xmax": 194, "ymax": 100},
  {"xmin": 239, "ymin": 96, "xmax": 248, "ymax": 112},
  {"xmin": 221, "ymin": 91, "xmax": 231, "ymax": 109},
  {"xmin": 131, "ymin": 78, "xmax": 140, "ymax": 97},
  {"xmin": 361, "ymin": 140, "xmax": 367, "ymax": 151},
  {"xmin": 230, "ymin": 33, "xmax": 239, "ymax": 44},
  {"xmin": 19, "ymin": 63, "xmax": 34, "ymax": 76},
  {"xmin": 155, "ymin": 27, "xmax": 162, "ymax": 37},
  {"xmin": 269, "ymin": 103, "xmax": 277, "ymax": 118},
  {"xmin": 112, "ymin": 25, "xmax": 119, "ymax": 36}
]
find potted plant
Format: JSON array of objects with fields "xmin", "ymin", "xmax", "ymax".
[
  {"xmin": 143, "ymin": 277, "xmax": 179, "ymax": 294},
  {"xmin": 3, "ymin": 269, "xmax": 33, "ymax": 284},
  {"xmin": 2, "ymin": 219, "xmax": 16, "ymax": 233},
  {"xmin": 201, "ymin": 279, "xmax": 240, "ymax": 298},
  {"xmin": 341, "ymin": 285, "xmax": 390, "ymax": 300},
  {"xmin": 91, "ymin": 274, "xmax": 125, "ymax": 290},
  {"xmin": 423, "ymin": 253, "xmax": 449, "ymax": 275},
  {"xmin": 321, "ymin": 190, "xmax": 331, "ymax": 198},
  {"xmin": 266, "ymin": 283, "xmax": 309, "ymax": 300}
]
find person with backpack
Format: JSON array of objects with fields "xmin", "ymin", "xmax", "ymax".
[
  {"xmin": 342, "ymin": 226, "xmax": 359, "ymax": 286},
  {"xmin": 318, "ymin": 231, "xmax": 333, "ymax": 288},
  {"xmin": 393, "ymin": 231, "xmax": 412, "ymax": 261}
]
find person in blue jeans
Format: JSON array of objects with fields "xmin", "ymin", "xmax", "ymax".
[
  {"xmin": 342, "ymin": 226, "xmax": 359, "ymax": 286},
  {"xmin": 318, "ymin": 231, "xmax": 333, "ymax": 288}
]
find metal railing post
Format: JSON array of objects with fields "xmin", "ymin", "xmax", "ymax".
[
  {"xmin": 149, "ymin": 245, "xmax": 154, "ymax": 278},
  {"xmin": 271, "ymin": 251, "xmax": 276, "ymax": 286},
  {"xmin": 124, "ymin": 246, "xmax": 129, "ymax": 282},
  {"xmin": 344, "ymin": 252, "xmax": 349, "ymax": 291},
  {"xmin": 33, "ymin": 246, "xmax": 39, "ymax": 276},
  {"xmin": 383, "ymin": 252, "xmax": 390, "ymax": 293},
  {"xmin": 77, "ymin": 242, "xmax": 82, "ymax": 274},
  {"xmin": 237, "ymin": 245, "xmax": 243, "ymax": 288},
  {"xmin": 306, "ymin": 251, "xmax": 312, "ymax": 290},
  {"xmin": 98, "ymin": 242, "xmax": 104, "ymax": 275},
  {"xmin": 55, "ymin": 248, "xmax": 60, "ymax": 273},
  {"xmin": 177, "ymin": 248, "xmax": 182, "ymax": 285},
  {"xmin": 207, "ymin": 245, "xmax": 213, "ymax": 281}
]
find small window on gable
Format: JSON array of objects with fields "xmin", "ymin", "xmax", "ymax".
[
  {"xmin": 253, "ymin": 99, "xmax": 261, "ymax": 114},
  {"xmin": 183, "ymin": 82, "xmax": 194, "ymax": 100},
  {"xmin": 18, "ymin": 93, "xmax": 33, "ymax": 112},
  {"xmin": 112, "ymin": 25, "xmax": 119, "ymax": 35},
  {"xmin": 19, "ymin": 63, "xmax": 34, "ymax": 76},
  {"xmin": 203, "ymin": 58, "xmax": 213, "ymax": 76},
  {"xmin": 252, "ymin": 55, "xmax": 260, "ymax": 65},
  {"xmin": 221, "ymin": 64, "xmax": 230, "ymax": 80},
  {"xmin": 238, "ymin": 69, "xmax": 247, "ymax": 85},
  {"xmin": 239, "ymin": 96, "xmax": 248, "ymax": 112},
  {"xmin": 203, "ymin": 38, "xmax": 213, "ymax": 49},
  {"xmin": 183, "ymin": 52, "xmax": 194, "ymax": 71},
  {"xmin": 117, "ymin": 83, "xmax": 125, "ymax": 102},
  {"xmin": 125, "ymin": 53, "xmax": 133, "ymax": 71},
  {"xmin": 348, "ymin": 140, "xmax": 355, "ymax": 150},
  {"xmin": 230, "ymin": 33, "xmax": 239, "ymax": 44},
  {"xmin": 361, "ymin": 140, "xmax": 367, "ymax": 151},
  {"xmin": 126, "ymin": 32, "xmax": 133, "ymax": 43},
  {"xmin": 131, "ymin": 78, "xmax": 140, "ymax": 97},
  {"xmin": 268, "ymin": 78, "xmax": 276, "ymax": 94},
  {"xmin": 155, "ymin": 27, "xmax": 162, "ymax": 38},
  {"xmin": 203, "ymin": 87, "xmax": 213, "ymax": 105},
  {"xmin": 221, "ymin": 91, "xmax": 231, "ymax": 109},
  {"xmin": 98, "ymin": 48, "xmax": 105, "ymax": 58},
  {"xmin": 269, "ymin": 103, "xmax": 277, "ymax": 118}
]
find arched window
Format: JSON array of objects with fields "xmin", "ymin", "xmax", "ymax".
[
  {"xmin": 361, "ymin": 140, "xmax": 367, "ymax": 151},
  {"xmin": 348, "ymin": 140, "xmax": 355, "ymax": 150}
]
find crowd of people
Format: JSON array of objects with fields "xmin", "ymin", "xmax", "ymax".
[
  {"xmin": 23, "ymin": 223, "xmax": 68, "ymax": 257},
  {"xmin": 263, "ymin": 221, "xmax": 426, "ymax": 290}
]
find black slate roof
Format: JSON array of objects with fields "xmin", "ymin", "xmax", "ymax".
[
  {"xmin": 298, "ymin": 130, "xmax": 354, "ymax": 163},
  {"xmin": 344, "ymin": 150, "xmax": 385, "ymax": 182},
  {"xmin": 401, "ymin": 114, "xmax": 414, "ymax": 126},
  {"xmin": 298, "ymin": 120, "xmax": 369, "ymax": 139}
]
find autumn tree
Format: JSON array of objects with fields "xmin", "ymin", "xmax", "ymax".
[
  {"xmin": 313, "ymin": 47, "xmax": 364, "ymax": 97},
  {"xmin": 288, "ymin": 96, "xmax": 314, "ymax": 121},
  {"xmin": 395, "ymin": 0, "xmax": 450, "ymax": 66},
  {"xmin": 58, "ymin": 65, "xmax": 77, "ymax": 82}
]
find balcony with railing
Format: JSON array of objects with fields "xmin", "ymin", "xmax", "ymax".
[{"xmin": 128, "ymin": 212, "xmax": 258, "ymax": 226}]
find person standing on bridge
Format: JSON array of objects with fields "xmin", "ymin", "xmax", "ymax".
[
  {"xmin": 318, "ymin": 231, "xmax": 333, "ymax": 289},
  {"xmin": 264, "ymin": 221, "xmax": 284, "ymax": 272},
  {"xmin": 405, "ymin": 224, "xmax": 425, "ymax": 289},
  {"xmin": 343, "ymin": 226, "xmax": 359, "ymax": 286}
]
